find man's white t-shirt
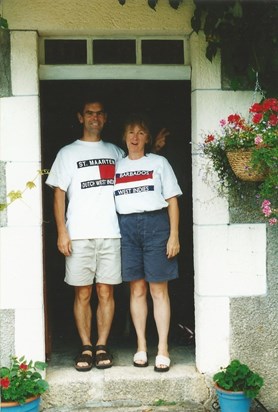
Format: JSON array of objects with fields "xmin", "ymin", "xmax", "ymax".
[
  {"xmin": 46, "ymin": 139, "xmax": 124, "ymax": 239},
  {"xmin": 114, "ymin": 153, "xmax": 182, "ymax": 214}
]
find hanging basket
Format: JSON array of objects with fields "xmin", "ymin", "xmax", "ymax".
[{"xmin": 226, "ymin": 149, "xmax": 267, "ymax": 182}]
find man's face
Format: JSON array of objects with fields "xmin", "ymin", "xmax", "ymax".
[{"xmin": 78, "ymin": 102, "xmax": 107, "ymax": 134}]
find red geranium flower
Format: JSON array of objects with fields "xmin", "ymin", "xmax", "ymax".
[
  {"xmin": 249, "ymin": 102, "xmax": 263, "ymax": 113},
  {"xmin": 19, "ymin": 363, "xmax": 28, "ymax": 371},
  {"xmin": 205, "ymin": 134, "xmax": 215, "ymax": 143},
  {"xmin": 262, "ymin": 98, "xmax": 278, "ymax": 112},
  {"xmin": 0, "ymin": 377, "xmax": 10, "ymax": 388},
  {"xmin": 268, "ymin": 114, "xmax": 278, "ymax": 126},
  {"xmin": 252, "ymin": 113, "xmax": 263, "ymax": 124},
  {"xmin": 227, "ymin": 114, "xmax": 241, "ymax": 124}
]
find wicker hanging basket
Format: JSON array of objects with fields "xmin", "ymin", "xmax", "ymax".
[{"xmin": 226, "ymin": 149, "xmax": 267, "ymax": 182}]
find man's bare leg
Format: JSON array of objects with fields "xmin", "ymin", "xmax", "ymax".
[
  {"xmin": 74, "ymin": 285, "xmax": 93, "ymax": 368},
  {"xmin": 95, "ymin": 283, "xmax": 114, "ymax": 367}
]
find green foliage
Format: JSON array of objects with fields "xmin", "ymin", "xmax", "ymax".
[
  {"xmin": 117, "ymin": 0, "xmax": 183, "ymax": 10},
  {"xmin": 191, "ymin": 0, "xmax": 278, "ymax": 94},
  {"xmin": 0, "ymin": 15, "xmax": 8, "ymax": 29},
  {"xmin": 118, "ymin": 0, "xmax": 278, "ymax": 93},
  {"xmin": 0, "ymin": 169, "xmax": 49, "ymax": 211},
  {"xmin": 213, "ymin": 359, "xmax": 264, "ymax": 399},
  {"xmin": 153, "ymin": 399, "xmax": 177, "ymax": 406},
  {"xmin": 202, "ymin": 97, "xmax": 278, "ymax": 225},
  {"xmin": 148, "ymin": 0, "xmax": 158, "ymax": 10},
  {"xmin": 0, "ymin": 355, "xmax": 48, "ymax": 404}
]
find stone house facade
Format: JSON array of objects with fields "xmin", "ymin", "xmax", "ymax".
[{"xmin": 0, "ymin": 0, "xmax": 277, "ymax": 410}]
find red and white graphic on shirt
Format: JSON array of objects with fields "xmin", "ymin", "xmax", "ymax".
[
  {"xmin": 99, "ymin": 164, "xmax": 115, "ymax": 179},
  {"xmin": 115, "ymin": 170, "xmax": 153, "ymax": 184}
]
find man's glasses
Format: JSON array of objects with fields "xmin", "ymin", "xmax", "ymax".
[{"xmin": 84, "ymin": 110, "xmax": 105, "ymax": 117}]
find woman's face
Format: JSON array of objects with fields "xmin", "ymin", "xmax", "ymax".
[{"xmin": 124, "ymin": 123, "xmax": 149, "ymax": 158}]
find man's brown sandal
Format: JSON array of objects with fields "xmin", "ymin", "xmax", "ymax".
[
  {"xmin": 74, "ymin": 345, "xmax": 94, "ymax": 372},
  {"xmin": 95, "ymin": 344, "xmax": 113, "ymax": 369}
]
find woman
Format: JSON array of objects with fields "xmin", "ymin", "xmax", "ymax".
[{"xmin": 114, "ymin": 114, "xmax": 182, "ymax": 372}]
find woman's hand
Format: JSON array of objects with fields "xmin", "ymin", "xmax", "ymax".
[
  {"xmin": 166, "ymin": 196, "xmax": 180, "ymax": 258},
  {"xmin": 166, "ymin": 234, "xmax": 180, "ymax": 258}
]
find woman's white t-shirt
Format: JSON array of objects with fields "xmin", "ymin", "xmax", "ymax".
[{"xmin": 114, "ymin": 153, "xmax": 182, "ymax": 214}]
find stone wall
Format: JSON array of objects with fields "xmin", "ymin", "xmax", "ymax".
[
  {"xmin": 0, "ymin": 29, "xmax": 13, "ymax": 367},
  {"xmin": 0, "ymin": 29, "xmax": 45, "ymax": 364},
  {"xmin": 0, "ymin": 310, "xmax": 15, "ymax": 366},
  {"xmin": 0, "ymin": 29, "xmax": 11, "ymax": 97},
  {"xmin": 230, "ymin": 225, "xmax": 278, "ymax": 411},
  {"xmin": 229, "ymin": 172, "xmax": 277, "ymax": 410}
]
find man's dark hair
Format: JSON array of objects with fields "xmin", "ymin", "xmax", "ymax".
[{"xmin": 77, "ymin": 96, "xmax": 107, "ymax": 115}]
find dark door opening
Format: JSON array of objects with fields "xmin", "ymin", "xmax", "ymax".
[{"xmin": 40, "ymin": 80, "xmax": 194, "ymax": 358}]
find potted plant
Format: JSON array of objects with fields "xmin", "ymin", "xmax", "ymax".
[
  {"xmin": 213, "ymin": 359, "xmax": 264, "ymax": 412},
  {"xmin": 0, "ymin": 355, "xmax": 48, "ymax": 411},
  {"xmin": 201, "ymin": 97, "xmax": 278, "ymax": 225}
]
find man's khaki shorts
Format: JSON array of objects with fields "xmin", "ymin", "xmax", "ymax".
[{"xmin": 65, "ymin": 238, "xmax": 122, "ymax": 286}]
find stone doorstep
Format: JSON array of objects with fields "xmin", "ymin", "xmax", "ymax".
[
  {"xmin": 41, "ymin": 364, "xmax": 209, "ymax": 411},
  {"xmin": 41, "ymin": 403, "xmax": 207, "ymax": 412}
]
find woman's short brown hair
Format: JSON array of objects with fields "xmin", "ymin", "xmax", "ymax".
[{"xmin": 122, "ymin": 113, "xmax": 153, "ymax": 154}]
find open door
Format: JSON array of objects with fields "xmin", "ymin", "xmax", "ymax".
[{"xmin": 40, "ymin": 79, "xmax": 193, "ymax": 358}]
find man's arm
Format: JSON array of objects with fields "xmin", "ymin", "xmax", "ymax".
[
  {"xmin": 152, "ymin": 128, "xmax": 170, "ymax": 153},
  {"xmin": 53, "ymin": 187, "xmax": 72, "ymax": 256}
]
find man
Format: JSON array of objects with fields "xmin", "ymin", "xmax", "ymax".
[{"xmin": 46, "ymin": 99, "xmax": 124, "ymax": 371}]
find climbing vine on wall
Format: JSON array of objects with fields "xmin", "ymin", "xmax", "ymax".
[
  {"xmin": 117, "ymin": 0, "xmax": 278, "ymax": 95},
  {"xmin": 0, "ymin": 170, "xmax": 49, "ymax": 211},
  {"xmin": 0, "ymin": 14, "xmax": 8, "ymax": 29},
  {"xmin": 191, "ymin": 0, "xmax": 278, "ymax": 94},
  {"xmin": 117, "ymin": 0, "xmax": 183, "ymax": 10}
]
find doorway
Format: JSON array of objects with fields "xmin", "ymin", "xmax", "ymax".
[{"xmin": 40, "ymin": 79, "xmax": 193, "ymax": 357}]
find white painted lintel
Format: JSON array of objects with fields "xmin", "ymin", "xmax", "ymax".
[{"xmin": 39, "ymin": 65, "xmax": 191, "ymax": 81}]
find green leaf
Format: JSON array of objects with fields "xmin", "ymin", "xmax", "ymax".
[
  {"xmin": 0, "ymin": 367, "xmax": 10, "ymax": 377},
  {"xmin": 39, "ymin": 169, "xmax": 50, "ymax": 176},
  {"xmin": 205, "ymin": 42, "xmax": 218, "ymax": 62},
  {"xmin": 191, "ymin": 9, "xmax": 202, "ymax": 33},
  {"xmin": 169, "ymin": 0, "xmax": 181, "ymax": 10},
  {"xmin": 34, "ymin": 361, "xmax": 47, "ymax": 371},
  {"xmin": 232, "ymin": 0, "xmax": 243, "ymax": 18},
  {"xmin": 31, "ymin": 371, "xmax": 42, "ymax": 380},
  {"xmin": 0, "ymin": 16, "xmax": 8, "ymax": 29},
  {"xmin": 7, "ymin": 190, "xmax": 22, "ymax": 202},
  {"xmin": 148, "ymin": 0, "xmax": 158, "ymax": 11},
  {"xmin": 26, "ymin": 181, "xmax": 36, "ymax": 190}
]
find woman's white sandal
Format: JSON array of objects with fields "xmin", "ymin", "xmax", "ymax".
[
  {"xmin": 133, "ymin": 351, "xmax": 148, "ymax": 367},
  {"xmin": 154, "ymin": 355, "xmax": 170, "ymax": 372}
]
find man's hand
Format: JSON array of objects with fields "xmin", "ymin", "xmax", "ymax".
[
  {"xmin": 54, "ymin": 187, "xmax": 72, "ymax": 256},
  {"xmin": 153, "ymin": 128, "xmax": 170, "ymax": 153},
  {"xmin": 57, "ymin": 231, "xmax": 72, "ymax": 256}
]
